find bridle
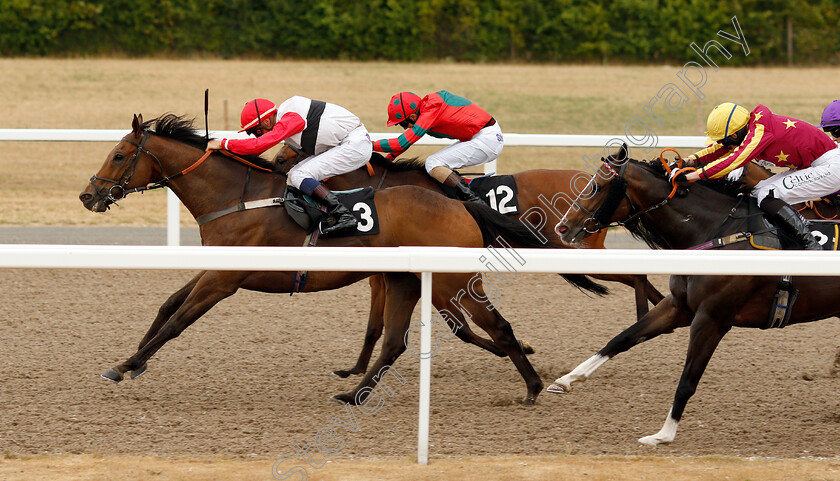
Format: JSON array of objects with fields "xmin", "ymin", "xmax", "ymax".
[
  {"xmin": 87, "ymin": 128, "xmax": 272, "ymax": 207},
  {"xmin": 573, "ymin": 149, "xmax": 691, "ymax": 234},
  {"xmin": 88, "ymin": 130, "xmax": 163, "ymax": 206},
  {"xmin": 571, "ymin": 157, "xmax": 642, "ymax": 234}
]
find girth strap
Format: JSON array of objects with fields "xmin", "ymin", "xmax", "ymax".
[
  {"xmin": 291, "ymin": 229, "xmax": 321, "ymax": 295},
  {"xmin": 765, "ymin": 275, "xmax": 798, "ymax": 329},
  {"xmin": 688, "ymin": 232, "xmax": 751, "ymax": 250},
  {"xmin": 196, "ymin": 197, "xmax": 285, "ymax": 225}
]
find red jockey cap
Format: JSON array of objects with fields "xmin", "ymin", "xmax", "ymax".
[
  {"xmin": 239, "ymin": 98, "xmax": 278, "ymax": 132},
  {"xmin": 386, "ymin": 92, "xmax": 422, "ymax": 127}
]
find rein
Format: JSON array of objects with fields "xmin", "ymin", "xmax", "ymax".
[
  {"xmin": 90, "ymin": 129, "xmax": 273, "ymax": 201},
  {"xmin": 578, "ymin": 148, "xmax": 701, "ymax": 234}
]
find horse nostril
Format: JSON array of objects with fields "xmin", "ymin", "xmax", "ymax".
[
  {"xmin": 557, "ymin": 225, "xmax": 568, "ymax": 234},
  {"xmin": 79, "ymin": 193, "xmax": 92, "ymax": 202}
]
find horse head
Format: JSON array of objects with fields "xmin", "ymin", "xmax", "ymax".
[
  {"xmin": 79, "ymin": 114, "xmax": 164, "ymax": 212},
  {"xmin": 556, "ymin": 143, "xmax": 752, "ymax": 250},
  {"xmin": 555, "ymin": 143, "xmax": 639, "ymax": 246}
]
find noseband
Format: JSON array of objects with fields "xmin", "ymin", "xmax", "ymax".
[{"xmin": 88, "ymin": 129, "xmax": 163, "ymax": 206}]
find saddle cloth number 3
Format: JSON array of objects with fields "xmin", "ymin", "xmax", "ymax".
[{"xmin": 353, "ymin": 202, "xmax": 375, "ymax": 232}]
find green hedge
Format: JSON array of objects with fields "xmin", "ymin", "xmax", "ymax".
[{"xmin": 1, "ymin": 0, "xmax": 837, "ymax": 64}]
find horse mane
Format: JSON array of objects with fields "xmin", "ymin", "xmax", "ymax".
[
  {"xmin": 639, "ymin": 158, "xmax": 747, "ymax": 198},
  {"xmin": 370, "ymin": 152, "xmax": 426, "ymax": 172},
  {"xmin": 142, "ymin": 114, "xmax": 274, "ymax": 171}
]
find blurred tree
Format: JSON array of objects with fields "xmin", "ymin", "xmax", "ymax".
[{"xmin": 0, "ymin": 0, "xmax": 837, "ymax": 63}]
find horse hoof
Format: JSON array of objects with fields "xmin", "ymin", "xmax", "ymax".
[
  {"xmin": 130, "ymin": 364, "xmax": 147, "ymax": 380},
  {"xmin": 101, "ymin": 368, "xmax": 124, "ymax": 384},
  {"xmin": 546, "ymin": 381, "xmax": 570, "ymax": 394},
  {"xmin": 523, "ymin": 397, "xmax": 536, "ymax": 407},
  {"xmin": 329, "ymin": 392, "xmax": 356, "ymax": 405},
  {"xmin": 519, "ymin": 340, "xmax": 535, "ymax": 355},
  {"xmin": 331, "ymin": 369, "xmax": 359, "ymax": 379}
]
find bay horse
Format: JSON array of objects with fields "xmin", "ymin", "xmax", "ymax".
[
  {"xmin": 78, "ymin": 114, "xmax": 597, "ymax": 406},
  {"xmin": 273, "ymin": 149, "xmax": 665, "ymax": 378},
  {"xmin": 548, "ymin": 144, "xmax": 840, "ymax": 445}
]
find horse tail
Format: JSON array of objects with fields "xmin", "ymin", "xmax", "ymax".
[{"xmin": 462, "ymin": 201, "xmax": 609, "ymax": 296}]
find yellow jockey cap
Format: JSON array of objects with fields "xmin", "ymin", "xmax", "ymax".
[{"xmin": 705, "ymin": 103, "xmax": 750, "ymax": 142}]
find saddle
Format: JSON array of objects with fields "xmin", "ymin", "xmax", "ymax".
[
  {"xmin": 284, "ymin": 186, "xmax": 379, "ymax": 236},
  {"xmin": 745, "ymin": 198, "xmax": 839, "ymax": 251}
]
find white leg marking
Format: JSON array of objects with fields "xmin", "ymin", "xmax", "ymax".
[
  {"xmin": 546, "ymin": 354, "xmax": 609, "ymax": 393},
  {"xmin": 638, "ymin": 407, "xmax": 679, "ymax": 446}
]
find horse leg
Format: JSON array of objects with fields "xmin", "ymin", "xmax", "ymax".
[
  {"xmin": 329, "ymin": 272, "xmax": 420, "ymax": 404},
  {"xmin": 430, "ymin": 287, "xmax": 504, "ymax": 357},
  {"xmin": 638, "ymin": 311, "xmax": 731, "ymax": 446},
  {"xmin": 585, "ymin": 273, "xmax": 665, "ymax": 320},
  {"xmin": 547, "ymin": 293, "xmax": 693, "ymax": 394},
  {"xmin": 129, "ymin": 272, "xmax": 203, "ymax": 380},
  {"xmin": 452, "ymin": 279, "xmax": 543, "ymax": 405},
  {"xmin": 101, "ymin": 271, "xmax": 244, "ymax": 383},
  {"xmin": 333, "ymin": 275, "xmax": 386, "ymax": 378}
]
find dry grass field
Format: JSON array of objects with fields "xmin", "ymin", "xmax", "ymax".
[{"xmin": 1, "ymin": 59, "xmax": 837, "ymax": 225}]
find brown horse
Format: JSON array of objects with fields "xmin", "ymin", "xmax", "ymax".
[
  {"xmin": 273, "ymin": 149, "xmax": 664, "ymax": 378},
  {"xmin": 548, "ymin": 144, "xmax": 840, "ymax": 445},
  {"xmin": 78, "ymin": 114, "xmax": 597, "ymax": 405}
]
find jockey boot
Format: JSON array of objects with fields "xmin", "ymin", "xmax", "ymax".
[
  {"xmin": 443, "ymin": 172, "xmax": 484, "ymax": 204},
  {"xmin": 312, "ymin": 184, "xmax": 358, "ymax": 235},
  {"xmin": 760, "ymin": 196, "xmax": 821, "ymax": 250}
]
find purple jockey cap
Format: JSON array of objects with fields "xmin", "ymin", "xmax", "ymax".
[{"xmin": 819, "ymin": 99, "xmax": 840, "ymax": 128}]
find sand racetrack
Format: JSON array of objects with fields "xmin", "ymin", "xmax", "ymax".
[{"xmin": 2, "ymin": 264, "xmax": 839, "ymax": 463}]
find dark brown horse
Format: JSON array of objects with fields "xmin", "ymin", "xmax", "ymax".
[
  {"xmin": 78, "ymin": 114, "xmax": 596, "ymax": 405},
  {"xmin": 272, "ymin": 149, "xmax": 664, "ymax": 378},
  {"xmin": 548, "ymin": 144, "xmax": 840, "ymax": 445}
]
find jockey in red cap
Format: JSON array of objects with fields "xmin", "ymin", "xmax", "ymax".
[
  {"xmin": 207, "ymin": 96, "xmax": 371, "ymax": 235},
  {"xmin": 679, "ymin": 103, "xmax": 840, "ymax": 250},
  {"xmin": 372, "ymin": 90, "xmax": 503, "ymax": 204}
]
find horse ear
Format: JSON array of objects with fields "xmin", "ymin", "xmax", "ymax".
[
  {"xmin": 132, "ymin": 114, "xmax": 141, "ymax": 134},
  {"xmin": 617, "ymin": 143, "xmax": 629, "ymax": 161}
]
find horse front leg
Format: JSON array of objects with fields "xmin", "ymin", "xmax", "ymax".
[
  {"xmin": 129, "ymin": 272, "xmax": 203, "ymax": 380},
  {"xmin": 330, "ymin": 272, "xmax": 420, "ymax": 404},
  {"xmin": 333, "ymin": 275, "xmax": 386, "ymax": 378},
  {"xmin": 101, "ymin": 271, "xmax": 245, "ymax": 383},
  {"xmin": 638, "ymin": 311, "xmax": 731, "ymax": 446},
  {"xmin": 547, "ymin": 293, "xmax": 692, "ymax": 394}
]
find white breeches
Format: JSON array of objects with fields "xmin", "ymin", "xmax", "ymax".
[
  {"xmin": 287, "ymin": 125, "xmax": 373, "ymax": 188},
  {"xmin": 424, "ymin": 123, "xmax": 504, "ymax": 173},
  {"xmin": 752, "ymin": 147, "xmax": 840, "ymax": 204}
]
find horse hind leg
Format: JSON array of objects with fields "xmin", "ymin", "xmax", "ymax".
[
  {"xmin": 434, "ymin": 275, "xmax": 534, "ymax": 356},
  {"xmin": 128, "ymin": 272, "xmax": 203, "ymax": 380},
  {"xmin": 101, "ymin": 271, "xmax": 243, "ymax": 383},
  {"xmin": 547, "ymin": 293, "xmax": 692, "ymax": 394},
  {"xmin": 333, "ymin": 275, "xmax": 386, "ymax": 378}
]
